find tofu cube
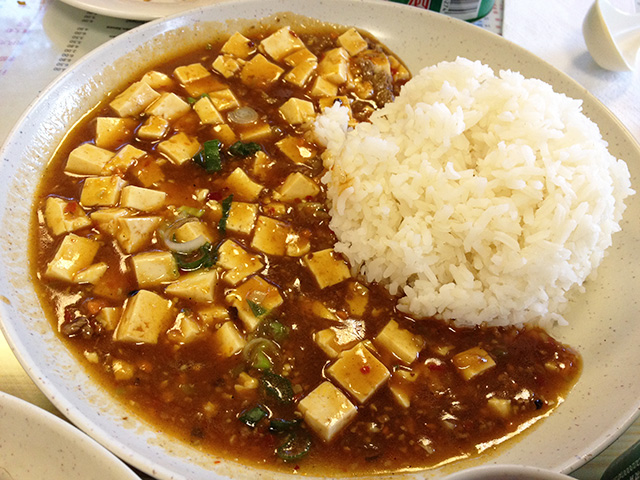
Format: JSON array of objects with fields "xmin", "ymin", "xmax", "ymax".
[
  {"xmin": 110, "ymin": 81, "xmax": 160, "ymax": 117},
  {"xmin": 344, "ymin": 281, "xmax": 369, "ymax": 317},
  {"xmin": 44, "ymin": 197, "xmax": 92, "ymax": 236},
  {"xmin": 303, "ymin": 249, "xmax": 351, "ymax": 289},
  {"xmin": 102, "ymin": 144, "xmax": 146, "ymax": 174},
  {"xmin": 226, "ymin": 202, "xmax": 258, "ymax": 235},
  {"xmin": 327, "ymin": 342, "xmax": 390, "ymax": 404},
  {"xmin": 95, "ymin": 117, "xmax": 135, "ymax": 149},
  {"xmin": 452, "ymin": 347, "xmax": 497, "ymax": 381},
  {"xmin": 389, "ymin": 55, "xmax": 411, "ymax": 82},
  {"xmin": 95, "ymin": 307, "xmax": 121, "ymax": 331},
  {"xmin": 217, "ymin": 239, "xmax": 264, "ymax": 285},
  {"xmin": 318, "ymin": 48, "xmax": 349, "ymax": 84},
  {"xmin": 197, "ymin": 305, "xmax": 230, "ymax": 325},
  {"xmin": 275, "ymin": 136, "xmax": 316, "ymax": 164},
  {"xmin": 238, "ymin": 122, "xmax": 272, "ymax": 142},
  {"xmin": 90, "ymin": 207, "xmax": 130, "ymax": 236},
  {"xmin": 227, "ymin": 275, "xmax": 283, "ymax": 332},
  {"xmin": 173, "ymin": 63, "xmax": 211, "ymax": 84},
  {"xmin": 115, "ymin": 216, "xmax": 162, "ymax": 254},
  {"xmin": 310, "ymin": 76, "xmax": 338, "ymax": 98},
  {"xmin": 211, "ymin": 321, "xmax": 246, "ymax": 357},
  {"xmin": 240, "ymin": 54, "xmax": 284, "ymax": 89},
  {"xmin": 212, "ymin": 54, "xmax": 243, "ymax": 78},
  {"xmin": 145, "ymin": 92, "xmax": 190, "ymax": 122},
  {"xmin": 165, "ymin": 269, "xmax": 218, "ymax": 303},
  {"xmin": 157, "ymin": 132, "xmax": 200, "ymax": 165},
  {"xmin": 224, "ymin": 167, "xmax": 263, "ymax": 201},
  {"xmin": 314, "ymin": 326, "xmax": 361, "ymax": 359},
  {"xmin": 251, "ymin": 215, "xmax": 291, "ymax": 256},
  {"xmin": 388, "ymin": 369, "xmax": 418, "ymax": 408},
  {"xmin": 275, "ymin": 172, "xmax": 320, "ymax": 202},
  {"xmin": 131, "ymin": 251, "xmax": 180, "ymax": 287},
  {"xmin": 487, "ymin": 397, "xmax": 513, "ymax": 417},
  {"xmin": 208, "ymin": 89, "xmax": 239, "ymax": 111},
  {"xmin": 113, "ymin": 289, "xmax": 173, "ymax": 344},
  {"xmin": 359, "ymin": 49, "xmax": 391, "ymax": 76},
  {"xmin": 279, "ymin": 98, "xmax": 316, "ymax": 125},
  {"xmin": 45, "ymin": 234, "xmax": 100, "ymax": 282},
  {"xmin": 141, "ymin": 70, "xmax": 174, "ymax": 89},
  {"xmin": 80, "ymin": 175, "xmax": 127, "ymax": 207},
  {"xmin": 284, "ymin": 61, "xmax": 317, "ymax": 88},
  {"xmin": 167, "ymin": 310, "xmax": 202, "ymax": 344},
  {"xmin": 297, "ymin": 381, "xmax": 357, "ymax": 442},
  {"xmin": 183, "ymin": 76, "xmax": 227, "ymax": 98},
  {"xmin": 221, "ymin": 32, "xmax": 255, "ymax": 59},
  {"xmin": 174, "ymin": 220, "xmax": 215, "ymax": 243},
  {"xmin": 260, "ymin": 27, "xmax": 305, "ymax": 61},
  {"xmin": 131, "ymin": 156, "xmax": 166, "ymax": 187},
  {"xmin": 285, "ymin": 232, "xmax": 311, "ymax": 257},
  {"xmin": 65, "ymin": 144, "xmax": 114, "ymax": 175},
  {"xmin": 73, "ymin": 262, "xmax": 108, "ymax": 284},
  {"xmin": 374, "ymin": 320, "xmax": 424, "ymax": 365},
  {"xmin": 137, "ymin": 115, "xmax": 169, "ymax": 141},
  {"xmin": 211, "ymin": 123, "xmax": 238, "ymax": 146},
  {"xmin": 337, "ymin": 28, "xmax": 368, "ymax": 56},
  {"xmin": 193, "ymin": 96, "xmax": 224, "ymax": 125},
  {"xmin": 120, "ymin": 185, "xmax": 166, "ymax": 212},
  {"xmin": 284, "ymin": 48, "xmax": 317, "ymax": 67}
]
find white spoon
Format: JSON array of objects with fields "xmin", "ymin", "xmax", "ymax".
[{"xmin": 583, "ymin": 0, "xmax": 640, "ymax": 71}]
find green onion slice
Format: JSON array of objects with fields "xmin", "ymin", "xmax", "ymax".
[
  {"xmin": 276, "ymin": 431, "xmax": 312, "ymax": 462},
  {"xmin": 260, "ymin": 372, "xmax": 294, "ymax": 404},
  {"xmin": 218, "ymin": 194, "xmax": 233, "ymax": 234},
  {"xmin": 193, "ymin": 139, "xmax": 222, "ymax": 173},
  {"xmin": 228, "ymin": 141, "xmax": 262, "ymax": 157},
  {"xmin": 238, "ymin": 405, "xmax": 268, "ymax": 428}
]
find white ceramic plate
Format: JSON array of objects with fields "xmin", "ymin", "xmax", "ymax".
[
  {"xmin": 0, "ymin": 391, "xmax": 140, "ymax": 480},
  {"xmin": 58, "ymin": 0, "xmax": 227, "ymax": 21},
  {"xmin": 0, "ymin": 1, "xmax": 639, "ymax": 479}
]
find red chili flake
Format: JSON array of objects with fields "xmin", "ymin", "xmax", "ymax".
[
  {"xmin": 294, "ymin": 465, "xmax": 300, "ymax": 470},
  {"xmin": 427, "ymin": 362, "xmax": 446, "ymax": 371},
  {"xmin": 360, "ymin": 365, "xmax": 371, "ymax": 375},
  {"xmin": 304, "ymin": 196, "xmax": 314, "ymax": 201},
  {"xmin": 207, "ymin": 191, "xmax": 223, "ymax": 202},
  {"xmin": 63, "ymin": 201, "xmax": 78, "ymax": 214}
]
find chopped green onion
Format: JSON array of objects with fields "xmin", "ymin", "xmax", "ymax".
[
  {"xmin": 218, "ymin": 194, "xmax": 233, "ymax": 234},
  {"xmin": 268, "ymin": 321, "xmax": 289, "ymax": 342},
  {"xmin": 276, "ymin": 431, "xmax": 311, "ymax": 462},
  {"xmin": 192, "ymin": 139, "xmax": 222, "ymax": 173},
  {"xmin": 247, "ymin": 299, "xmax": 267, "ymax": 318},
  {"xmin": 260, "ymin": 372, "xmax": 294, "ymax": 404},
  {"xmin": 177, "ymin": 206, "xmax": 205, "ymax": 218},
  {"xmin": 238, "ymin": 405, "xmax": 268, "ymax": 428},
  {"xmin": 186, "ymin": 96, "xmax": 197, "ymax": 105},
  {"xmin": 200, "ymin": 92, "xmax": 210, "ymax": 98},
  {"xmin": 228, "ymin": 141, "xmax": 262, "ymax": 157},
  {"xmin": 269, "ymin": 418, "xmax": 301, "ymax": 433},
  {"xmin": 253, "ymin": 350, "xmax": 273, "ymax": 371},
  {"xmin": 173, "ymin": 242, "xmax": 218, "ymax": 271}
]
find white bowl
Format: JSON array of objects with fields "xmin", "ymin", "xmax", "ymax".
[
  {"xmin": 0, "ymin": 391, "xmax": 140, "ymax": 480},
  {"xmin": 442, "ymin": 465, "xmax": 574, "ymax": 480},
  {"xmin": 1, "ymin": 1, "xmax": 639, "ymax": 479}
]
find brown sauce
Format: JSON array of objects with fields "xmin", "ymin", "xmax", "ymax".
[{"xmin": 29, "ymin": 22, "xmax": 581, "ymax": 475}]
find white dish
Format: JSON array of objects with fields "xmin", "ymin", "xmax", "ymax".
[
  {"xmin": 0, "ymin": 391, "xmax": 140, "ymax": 480},
  {"xmin": 58, "ymin": 0, "xmax": 228, "ymax": 21},
  {"xmin": 0, "ymin": 1, "xmax": 639, "ymax": 479}
]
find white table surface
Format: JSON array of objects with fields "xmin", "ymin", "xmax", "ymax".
[{"xmin": 0, "ymin": 0, "xmax": 638, "ymax": 479}]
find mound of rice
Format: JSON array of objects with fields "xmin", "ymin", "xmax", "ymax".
[{"xmin": 314, "ymin": 57, "xmax": 633, "ymax": 328}]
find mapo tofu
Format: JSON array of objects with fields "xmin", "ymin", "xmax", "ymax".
[{"xmin": 31, "ymin": 22, "xmax": 580, "ymax": 475}]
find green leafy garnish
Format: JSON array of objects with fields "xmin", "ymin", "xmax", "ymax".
[
  {"xmin": 218, "ymin": 194, "xmax": 234, "ymax": 234},
  {"xmin": 228, "ymin": 141, "xmax": 262, "ymax": 157},
  {"xmin": 247, "ymin": 299, "xmax": 268, "ymax": 318},
  {"xmin": 269, "ymin": 418, "xmax": 301, "ymax": 433},
  {"xmin": 276, "ymin": 431, "xmax": 311, "ymax": 462},
  {"xmin": 260, "ymin": 372, "xmax": 294, "ymax": 404},
  {"xmin": 173, "ymin": 243, "xmax": 218, "ymax": 271},
  {"xmin": 192, "ymin": 139, "xmax": 222, "ymax": 173},
  {"xmin": 238, "ymin": 405, "xmax": 268, "ymax": 428}
]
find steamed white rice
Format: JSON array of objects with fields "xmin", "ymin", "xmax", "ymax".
[{"xmin": 314, "ymin": 57, "xmax": 633, "ymax": 328}]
